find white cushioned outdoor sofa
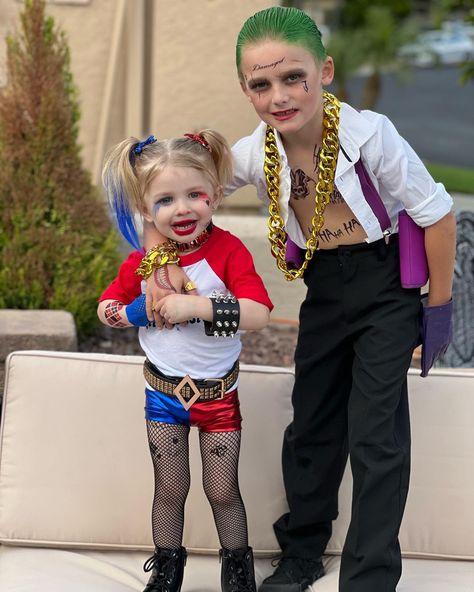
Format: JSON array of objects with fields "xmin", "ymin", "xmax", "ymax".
[{"xmin": 0, "ymin": 350, "xmax": 473, "ymax": 591}]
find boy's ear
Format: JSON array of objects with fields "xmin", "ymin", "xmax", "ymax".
[{"xmin": 321, "ymin": 56, "xmax": 335, "ymax": 86}]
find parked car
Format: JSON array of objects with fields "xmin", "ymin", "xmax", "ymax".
[{"xmin": 399, "ymin": 27, "xmax": 474, "ymax": 67}]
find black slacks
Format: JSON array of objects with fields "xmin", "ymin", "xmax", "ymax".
[{"xmin": 274, "ymin": 237, "xmax": 421, "ymax": 592}]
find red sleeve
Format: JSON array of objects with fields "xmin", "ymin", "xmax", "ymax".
[
  {"xmin": 223, "ymin": 235, "xmax": 274, "ymax": 312},
  {"xmin": 99, "ymin": 251, "xmax": 144, "ymax": 304}
]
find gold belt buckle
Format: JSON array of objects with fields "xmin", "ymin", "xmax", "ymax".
[
  {"xmin": 203, "ymin": 378, "xmax": 225, "ymax": 400},
  {"xmin": 173, "ymin": 375, "xmax": 202, "ymax": 411}
]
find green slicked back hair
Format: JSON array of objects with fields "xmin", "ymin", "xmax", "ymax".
[{"xmin": 236, "ymin": 6, "xmax": 327, "ymax": 78}]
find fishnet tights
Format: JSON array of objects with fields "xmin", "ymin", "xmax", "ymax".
[
  {"xmin": 200, "ymin": 430, "xmax": 248, "ymax": 550},
  {"xmin": 146, "ymin": 421, "xmax": 190, "ymax": 548},
  {"xmin": 146, "ymin": 421, "xmax": 248, "ymax": 550}
]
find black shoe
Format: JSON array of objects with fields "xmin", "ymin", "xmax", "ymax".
[
  {"xmin": 220, "ymin": 546, "xmax": 257, "ymax": 592},
  {"xmin": 143, "ymin": 547, "xmax": 187, "ymax": 592},
  {"xmin": 258, "ymin": 556, "xmax": 324, "ymax": 592}
]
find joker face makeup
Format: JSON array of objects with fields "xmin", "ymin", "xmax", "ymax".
[
  {"xmin": 240, "ymin": 39, "xmax": 334, "ymax": 139},
  {"xmin": 143, "ymin": 165, "xmax": 219, "ymax": 245}
]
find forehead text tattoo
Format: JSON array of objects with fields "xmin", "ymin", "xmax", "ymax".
[{"xmin": 252, "ymin": 57, "xmax": 285, "ymax": 71}]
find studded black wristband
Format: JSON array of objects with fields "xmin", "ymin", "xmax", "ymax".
[{"xmin": 204, "ymin": 293, "xmax": 240, "ymax": 338}]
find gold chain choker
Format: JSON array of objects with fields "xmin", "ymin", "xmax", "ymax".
[{"xmin": 264, "ymin": 90, "xmax": 341, "ymax": 280}]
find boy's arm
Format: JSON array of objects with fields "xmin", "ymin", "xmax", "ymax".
[
  {"xmin": 143, "ymin": 220, "xmax": 195, "ymax": 326},
  {"xmin": 419, "ymin": 211, "xmax": 456, "ymax": 377},
  {"xmin": 424, "ymin": 211, "xmax": 456, "ymax": 306}
]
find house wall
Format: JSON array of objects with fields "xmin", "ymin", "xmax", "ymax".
[{"xmin": 0, "ymin": 0, "xmax": 332, "ymax": 209}]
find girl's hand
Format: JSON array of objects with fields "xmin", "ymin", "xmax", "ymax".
[
  {"xmin": 145, "ymin": 264, "xmax": 197, "ymax": 329},
  {"xmin": 155, "ymin": 294, "xmax": 207, "ymax": 325}
]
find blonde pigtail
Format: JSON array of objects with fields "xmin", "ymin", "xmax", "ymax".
[{"xmin": 199, "ymin": 129, "xmax": 233, "ymax": 189}]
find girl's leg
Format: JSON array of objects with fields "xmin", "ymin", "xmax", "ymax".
[
  {"xmin": 146, "ymin": 420, "xmax": 190, "ymax": 548},
  {"xmin": 200, "ymin": 429, "xmax": 256, "ymax": 592},
  {"xmin": 199, "ymin": 429, "xmax": 248, "ymax": 550}
]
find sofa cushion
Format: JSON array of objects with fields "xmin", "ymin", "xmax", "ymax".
[
  {"xmin": 0, "ymin": 351, "xmax": 293, "ymax": 553},
  {"xmin": 0, "ymin": 547, "xmax": 473, "ymax": 592},
  {"xmin": 1, "ymin": 352, "xmax": 473, "ymax": 561},
  {"xmin": 327, "ymin": 368, "xmax": 474, "ymax": 560}
]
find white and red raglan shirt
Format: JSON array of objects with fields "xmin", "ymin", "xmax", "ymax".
[{"xmin": 100, "ymin": 226, "xmax": 273, "ymax": 381}]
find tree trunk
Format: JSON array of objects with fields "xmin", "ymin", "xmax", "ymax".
[
  {"xmin": 335, "ymin": 82, "xmax": 350, "ymax": 104},
  {"xmin": 360, "ymin": 70, "xmax": 381, "ymax": 110}
]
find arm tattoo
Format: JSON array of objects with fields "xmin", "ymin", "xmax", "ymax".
[
  {"xmin": 104, "ymin": 301, "xmax": 128, "ymax": 327},
  {"xmin": 153, "ymin": 266, "xmax": 177, "ymax": 293}
]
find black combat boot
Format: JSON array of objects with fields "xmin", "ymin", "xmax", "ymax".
[
  {"xmin": 258, "ymin": 556, "xmax": 324, "ymax": 592},
  {"xmin": 143, "ymin": 546, "xmax": 187, "ymax": 592},
  {"xmin": 220, "ymin": 546, "xmax": 257, "ymax": 592}
]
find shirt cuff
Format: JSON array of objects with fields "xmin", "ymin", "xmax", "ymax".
[{"xmin": 405, "ymin": 184, "xmax": 453, "ymax": 228}]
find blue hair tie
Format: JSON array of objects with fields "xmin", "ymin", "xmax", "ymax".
[{"xmin": 133, "ymin": 135, "xmax": 157, "ymax": 155}]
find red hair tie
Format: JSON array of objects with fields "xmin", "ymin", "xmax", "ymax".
[{"xmin": 184, "ymin": 133, "xmax": 212, "ymax": 153}]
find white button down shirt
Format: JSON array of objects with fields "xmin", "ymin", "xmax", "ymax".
[{"xmin": 226, "ymin": 102, "xmax": 453, "ymax": 248}]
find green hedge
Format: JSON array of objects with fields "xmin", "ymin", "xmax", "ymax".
[{"xmin": 0, "ymin": 0, "xmax": 121, "ymax": 336}]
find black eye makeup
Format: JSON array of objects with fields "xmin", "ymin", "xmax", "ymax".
[
  {"xmin": 246, "ymin": 69, "xmax": 307, "ymax": 92},
  {"xmin": 285, "ymin": 70, "xmax": 306, "ymax": 83},
  {"xmin": 248, "ymin": 79, "xmax": 268, "ymax": 91}
]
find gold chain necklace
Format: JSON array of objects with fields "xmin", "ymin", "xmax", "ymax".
[{"xmin": 264, "ymin": 90, "xmax": 341, "ymax": 280}]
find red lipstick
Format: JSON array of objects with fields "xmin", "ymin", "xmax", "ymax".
[
  {"xmin": 172, "ymin": 219, "xmax": 198, "ymax": 237},
  {"xmin": 272, "ymin": 109, "xmax": 298, "ymax": 121}
]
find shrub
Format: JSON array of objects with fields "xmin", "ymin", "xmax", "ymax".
[{"xmin": 0, "ymin": 0, "xmax": 122, "ymax": 336}]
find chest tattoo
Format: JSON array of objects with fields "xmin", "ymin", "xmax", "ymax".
[
  {"xmin": 317, "ymin": 218, "xmax": 362, "ymax": 243},
  {"xmin": 290, "ymin": 168, "xmax": 311, "ymax": 200},
  {"xmin": 290, "ymin": 164, "xmax": 345, "ymax": 205}
]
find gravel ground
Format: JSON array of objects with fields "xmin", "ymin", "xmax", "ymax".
[{"xmin": 78, "ymin": 322, "xmax": 299, "ymax": 368}]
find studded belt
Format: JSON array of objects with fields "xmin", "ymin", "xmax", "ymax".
[{"xmin": 143, "ymin": 359, "xmax": 239, "ymax": 410}]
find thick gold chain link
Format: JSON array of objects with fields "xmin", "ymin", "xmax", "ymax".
[{"xmin": 264, "ymin": 91, "xmax": 341, "ymax": 280}]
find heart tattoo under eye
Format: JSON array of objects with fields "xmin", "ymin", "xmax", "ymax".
[{"xmin": 197, "ymin": 193, "xmax": 211, "ymax": 207}]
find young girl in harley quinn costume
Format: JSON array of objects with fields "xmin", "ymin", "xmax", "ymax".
[
  {"xmin": 98, "ymin": 129, "xmax": 273, "ymax": 592},
  {"xmin": 142, "ymin": 7, "xmax": 456, "ymax": 592}
]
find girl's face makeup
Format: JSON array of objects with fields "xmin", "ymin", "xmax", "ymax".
[
  {"xmin": 143, "ymin": 166, "xmax": 219, "ymax": 244},
  {"xmin": 240, "ymin": 40, "xmax": 334, "ymax": 138}
]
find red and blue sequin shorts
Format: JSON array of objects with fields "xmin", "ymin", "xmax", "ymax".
[{"xmin": 145, "ymin": 387, "xmax": 242, "ymax": 432}]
